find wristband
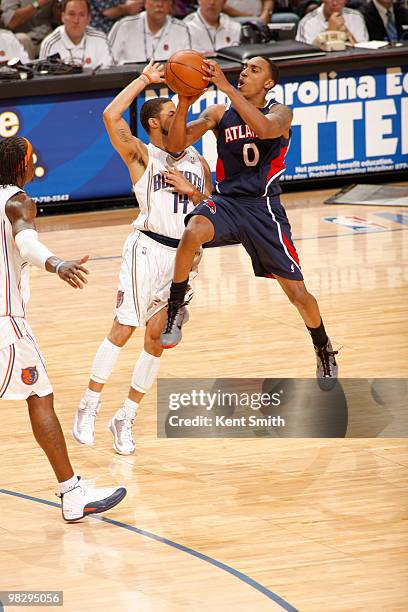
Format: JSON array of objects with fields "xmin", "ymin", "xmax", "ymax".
[
  {"xmin": 187, "ymin": 187, "xmax": 198, "ymax": 199},
  {"xmin": 55, "ymin": 261, "xmax": 65, "ymax": 274}
]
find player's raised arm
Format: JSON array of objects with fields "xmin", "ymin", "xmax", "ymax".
[
  {"xmin": 6, "ymin": 193, "xmax": 89, "ymax": 289},
  {"xmin": 103, "ymin": 60, "xmax": 165, "ymax": 168},
  {"xmin": 204, "ymin": 59, "xmax": 292, "ymax": 139},
  {"xmin": 167, "ymin": 95, "xmax": 224, "ymax": 153}
]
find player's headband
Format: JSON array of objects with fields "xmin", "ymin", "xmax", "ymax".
[{"xmin": 23, "ymin": 138, "xmax": 33, "ymax": 169}]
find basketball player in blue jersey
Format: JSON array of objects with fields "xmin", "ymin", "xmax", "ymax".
[{"xmin": 160, "ymin": 56, "xmax": 339, "ymax": 383}]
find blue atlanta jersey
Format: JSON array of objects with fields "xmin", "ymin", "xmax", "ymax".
[{"xmin": 215, "ymin": 100, "xmax": 290, "ymax": 198}]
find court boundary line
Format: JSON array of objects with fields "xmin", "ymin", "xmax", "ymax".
[{"xmin": 0, "ymin": 488, "xmax": 299, "ymax": 612}]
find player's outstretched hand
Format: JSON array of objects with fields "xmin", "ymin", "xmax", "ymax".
[
  {"xmin": 57, "ymin": 255, "xmax": 90, "ymax": 289},
  {"xmin": 202, "ymin": 59, "xmax": 231, "ymax": 93},
  {"xmin": 142, "ymin": 59, "xmax": 165, "ymax": 84},
  {"xmin": 163, "ymin": 167, "xmax": 195, "ymax": 195}
]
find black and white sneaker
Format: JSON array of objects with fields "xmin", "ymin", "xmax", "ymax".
[
  {"xmin": 59, "ymin": 477, "xmax": 126, "ymax": 522},
  {"xmin": 314, "ymin": 339, "xmax": 339, "ymax": 390},
  {"xmin": 160, "ymin": 300, "xmax": 189, "ymax": 349}
]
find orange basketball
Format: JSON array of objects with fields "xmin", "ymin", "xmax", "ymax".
[{"xmin": 165, "ymin": 50, "xmax": 208, "ymax": 97}]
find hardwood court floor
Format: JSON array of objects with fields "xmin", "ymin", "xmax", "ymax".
[{"xmin": 0, "ymin": 189, "xmax": 407, "ymax": 611}]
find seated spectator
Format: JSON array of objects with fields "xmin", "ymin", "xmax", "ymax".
[
  {"xmin": 0, "ymin": 26, "xmax": 29, "ymax": 60},
  {"xmin": 296, "ymin": 0, "xmax": 368, "ymax": 43},
  {"xmin": 89, "ymin": 0, "xmax": 143, "ymax": 35},
  {"xmin": 222, "ymin": 0, "xmax": 274, "ymax": 25},
  {"xmin": 109, "ymin": 0, "xmax": 191, "ymax": 64},
  {"xmin": 185, "ymin": 0, "xmax": 241, "ymax": 54},
  {"xmin": 362, "ymin": 0, "xmax": 408, "ymax": 42},
  {"xmin": 0, "ymin": 0, "xmax": 54, "ymax": 58},
  {"xmin": 40, "ymin": 0, "xmax": 113, "ymax": 67}
]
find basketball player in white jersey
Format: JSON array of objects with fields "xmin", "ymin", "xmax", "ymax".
[
  {"xmin": 0, "ymin": 136, "xmax": 126, "ymax": 521},
  {"xmin": 73, "ymin": 60, "xmax": 212, "ymax": 455}
]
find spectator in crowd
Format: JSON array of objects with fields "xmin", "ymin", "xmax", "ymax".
[
  {"xmin": 296, "ymin": 0, "xmax": 368, "ymax": 43},
  {"xmin": 185, "ymin": 0, "xmax": 241, "ymax": 54},
  {"xmin": 0, "ymin": 26, "xmax": 29, "ymax": 60},
  {"xmin": 40, "ymin": 0, "xmax": 113, "ymax": 67},
  {"xmin": 0, "ymin": 0, "xmax": 54, "ymax": 58},
  {"xmin": 89, "ymin": 0, "xmax": 143, "ymax": 34},
  {"xmin": 109, "ymin": 0, "xmax": 191, "ymax": 64},
  {"xmin": 362, "ymin": 0, "xmax": 408, "ymax": 42},
  {"xmin": 222, "ymin": 0, "xmax": 274, "ymax": 25}
]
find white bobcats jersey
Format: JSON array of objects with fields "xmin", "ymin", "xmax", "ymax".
[
  {"xmin": 133, "ymin": 143, "xmax": 205, "ymax": 239},
  {"xmin": 0, "ymin": 185, "xmax": 30, "ymax": 349}
]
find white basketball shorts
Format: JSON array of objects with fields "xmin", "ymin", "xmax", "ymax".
[
  {"xmin": 0, "ymin": 319, "xmax": 53, "ymax": 400},
  {"xmin": 115, "ymin": 230, "xmax": 202, "ymax": 328}
]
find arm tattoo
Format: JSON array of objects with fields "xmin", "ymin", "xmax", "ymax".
[
  {"xmin": 117, "ymin": 128, "xmax": 133, "ymax": 143},
  {"xmin": 270, "ymin": 105, "xmax": 293, "ymax": 130}
]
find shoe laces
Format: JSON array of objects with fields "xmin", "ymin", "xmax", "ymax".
[
  {"xmin": 164, "ymin": 300, "xmax": 184, "ymax": 334},
  {"xmin": 317, "ymin": 345, "xmax": 339, "ymax": 377},
  {"xmin": 119, "ymin": 418, "xmax": 134, "ymax": 444},
  {"xmin": 79, "ymin": 402, "xmax": 98, "ymax": 427}
]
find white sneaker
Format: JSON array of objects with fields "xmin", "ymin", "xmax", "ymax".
[
  {"xmin": 109, "ymin": 409, "xmax": 136, "ymax": 455},
  {"xmin": 72, "ymin": 398, "xmax": 100, "ymax": 446},
  {"xmin": 59, "ymin": 477, "xmax": 126, "ymax": 522}
]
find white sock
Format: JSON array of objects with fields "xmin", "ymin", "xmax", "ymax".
[
  {"xmin": 90, "ymin": 337, "xmax": 121, "ymax": 384},
  {"xmin": 83, "ymin": 388, "xmax": 100, "ymax": 404},
  {"xmin": 59, "ymin": 474, "xmax": 79, "ymax": 495},
  {"xmin": 115, "ymin": 398, "xmax": 138, "ymax": 421},
  {"xmin": 131, "ymin": 350, "xmax": 161, "ymax": 393}
]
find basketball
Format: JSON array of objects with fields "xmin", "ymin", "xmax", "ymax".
[{"xmin": 165, "ymin": 50, "xmax": 208, "ymax": 97}]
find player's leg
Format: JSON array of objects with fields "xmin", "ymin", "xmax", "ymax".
[
  {"xmin": 27, "ymin": 393, "xmax": 126, "ymax": 521},
  {"xmin": 161, "ymin": 215, "xmax": 215, "ymax": 348},
  {"xmin": 275, "ymin": 276, "xmax": 338, "ymax": 383},
  {"xmin": 72, "ymin": 318, "xmax": 135, "ymax": 446},
  {"xmin": 109, "ymin": 308, "xmax": 166, "ymax": 455},
  {"xmin": 242, "ymin": 199, "xmax": 338, "ymax": 384},
  {"xmin": 74, "ymin": 231, "xmax": 140, "ymax": 445}
]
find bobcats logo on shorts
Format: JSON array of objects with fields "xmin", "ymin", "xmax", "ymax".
[
  {"xmin": 21, "ymin": 366, "xmax": 38, "ymax": 385},
  {"xmin": 116, "ymin": 290, "xmax": 124, "ymax": 308},
  {"xmin": 203, "ymin": 199, "xmax": 216, "ymax": 214}
]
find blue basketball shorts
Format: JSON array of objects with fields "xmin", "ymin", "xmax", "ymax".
[{"xmin": 185, "ymin": 194, "xmax": 303, "ymax": 281}]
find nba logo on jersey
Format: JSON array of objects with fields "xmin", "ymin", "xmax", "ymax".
[
  {"xmin": 203, "ymin": 199, "xmax": 217, "ymax": 214},
  {"xmin": 21, "ymin": 366, "xmax": 38, "ymax": 385},
  {"xmin": 116, "ymin": 290, "xmax": 124, "ymax": 308}
]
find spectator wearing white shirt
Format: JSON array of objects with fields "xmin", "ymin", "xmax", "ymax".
[
  {"xmin": 0, "ymin": 27, "xmax": 29, "ymax": 61},
  {"xmin": 296, "ymin": 0, "xmax": 368, "ymax": 44},
  {"xmin": 109, "ymin": 0, "xmax": 191, "ymax": 64},
  {"xmin": 40, "ymin": 0, "xmax": 113, "ymax": 68},
  {"xmin": 184, "ymin": 0, "xmax": 241, "ymax": 54}
]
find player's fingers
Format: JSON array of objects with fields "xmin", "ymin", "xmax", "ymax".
[
  {"xmin": 78, "ymin": 255, "xmax": 89, "ymax": 264},
  {"xmin": 73, "ymin": 270, "xmax": 88, "ymax": 284},
  {"xmin": 75, "ymin": 265, "xmax": 89, "ymax": 275}
]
